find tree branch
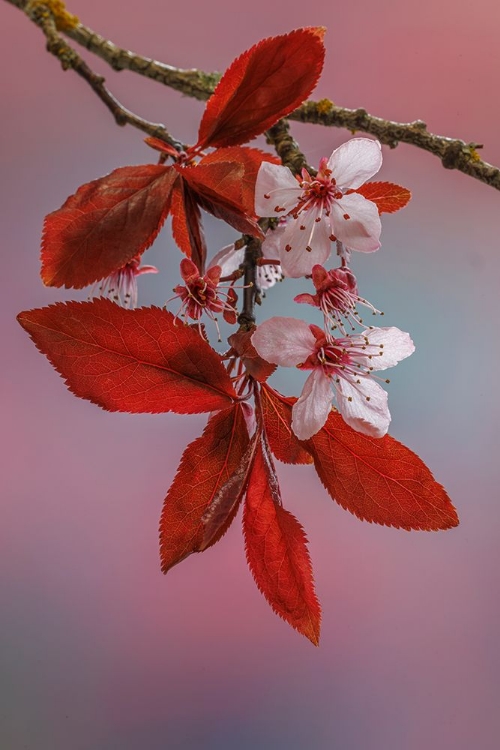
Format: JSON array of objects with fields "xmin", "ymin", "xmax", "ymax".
[
  {"xmin": 5, "ymin": 0, "xmax": 500, "ymax": 191},
  {"xmin": 7, "ymin": 0, "xmax": 182, "ymax": 149},
  {"xmin": 292, "ymin": 102, "xmax": 499, "ymax": 190}
]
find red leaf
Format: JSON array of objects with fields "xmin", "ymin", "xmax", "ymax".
[
  {"xmin": 200, "ymin": 425, "xmax": 261, "ymax": 550},
  {"xmin": 41, "ymin": 165, "xmax": 177, "ymax": 288},
  {"xmin": 180, "ymin": 160, "xmax": 263, "ymax": 239},
  {"xmin": 222, "ymin": 286, "xmax": 238, "ymax": 325},
  {"xmin": 198, "ymin": 147, "xmax": 281, "ymax": 216},
  {"xmin": 143, "ymin": 137, "xmax": 180, "ymax": 159},
  {"xmin": 260, "ymin": 385, "xmax": 313, "ymax": 465},
  {"xmin": 17, "ymin": 299, "xmax": 237, "ymax": 414},
  {"xmin": 355, "ymin": 181, "xmax": 411, "ymax": 214},
  {"xmin": 244, "ymin": 441, "xmax": 321, "ymax": 645},
  {"xmin": 197, "ymin": 27, "xmax": 326, "ymax": 148},
  {"xmin": 228, "ymin": 329, "xmax": 277, "ymax": 383},
  {"xmin": 305, "ymin": 411, "xmax": 459, "ymax": 530},
  {"xmin": 170, "ymin": 179, "xmax": 207, "ymax": 270},
  {"xmin": 160, "ymin": 405, "xmax": 249, "ymax": 573}
]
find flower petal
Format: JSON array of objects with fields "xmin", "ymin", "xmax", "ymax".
[
  {"xmin": 208, "ymin": 244, "xmax": 245, "ymax": 275},
  {"xmin": 256, "ymin": 263, "xmax": 283, "ymax": 291},
  {"xmin": 327, "ymin": 138, "xmax": 382, "ymax": 190},
  {"xmin": 293, "ymin": 292, "xmax": 318, "ymax": 306},
  {"xmin": 135, "ymin": 265, "xmax": 159, "ymax": 276},
  {"xmin": 279, "ymin": 213, "xmax": 332, "ymax": 278},
  {"xmin": 258, "ymin": 222, "xmax": 284, "ymax": 290},
  {"xmin": 292, "ymin": 370, "xmax": 332, "ymax": 440},
  {"xmin": 336, "ymin": 376, "xmax": 390, "ymax": 437},
  {"xmin": 261, "ymin": 221, "xmax": 286, "ymax": 261},
  {"xmin": 255, "ymin": 162, "xmax": 301, "ymax": 217},
  {"xmin": 364, "ymin": 327, "xmax": 415, "ymax": 371},
  {"xmin": 252, "ymin": 317, "xmax": 316, "ymax": 367},
  {"xmin": 330, "ymin": 193, "xmax": 381, "ymax": 253}
]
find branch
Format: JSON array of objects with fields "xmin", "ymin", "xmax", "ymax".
[
  {"xmin": 265, "ymin": 120, "xmax": 312, "ymax": 175},
  {"xmin": 292, "ymin": 102, "xmax": 500, "ymax": 190},
  {"xmin": 7, "ymin": 0, "xmax": 182, "ymax": 149},
  {"xmin": 238, "ymin": 238, "xmax": 260, "ymax": 330},
  {"xmin": 5, "ymin": 0, "xmax": 500, "ymax": 191}
]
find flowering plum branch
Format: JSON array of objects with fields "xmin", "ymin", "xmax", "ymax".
[
  {"xmin": 5, "ymin": 0, "xmax": 499, "ymax": 190},
  {"xmin": 9, "ymin": 0, "xmax": 461, "ymax": 645}
]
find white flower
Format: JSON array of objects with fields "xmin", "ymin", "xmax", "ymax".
[
  {"xmin": 252, "ymin": 317, "xmax": 414, "ymax": 440},
  {"xmin": 209, "ymin": 238, "xmax": 282, "ymax": 292},
  {"xmin": 255, "ymin": 138, "xmax": 383, "ymax": 277},
  {"xmin": 95, "ymin": 255, "xmax": 158, "ymax": 308}
]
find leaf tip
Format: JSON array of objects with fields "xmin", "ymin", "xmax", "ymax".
[
  {"xmin": 308, "ymin": 25, "xmax": 327, "ymax": 41},
  {"xmin": 302, "ymin": 617, "xmax": 321, "ymax": 646}
]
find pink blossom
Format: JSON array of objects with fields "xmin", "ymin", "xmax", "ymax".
[
  {"xmin": 97, "ymin": 255, "xmax": 158, "ymax": 308},
  {"xmin": 252, "ymin": 317, "xmax": 414, "ymax": 440},
  {"xmin": 255, "ymin": 138, "xmax": 383, "ymax": 277},
  {"xmin": 172, "ymin": 258, "xmax": 237, "ymax": 329},
  {"xmin": 294, "ymin": 264, "xmax": 381, "ymax": 333}
]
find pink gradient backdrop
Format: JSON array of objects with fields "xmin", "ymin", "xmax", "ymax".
[{"xmin": 2, "ymin": 1, "xmax": 500, "ymax": 748}]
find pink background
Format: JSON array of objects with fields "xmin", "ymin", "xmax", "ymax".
[{"xmin": 2, "ymin": 1, "xmax": 500, "ymax": 748}]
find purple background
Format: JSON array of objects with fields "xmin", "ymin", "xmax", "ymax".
[{"xmin": 2, "ymin": 1, "xmax": 500, "ymax": 748}]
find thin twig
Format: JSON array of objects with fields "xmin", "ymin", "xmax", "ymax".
[{"xmin": 5, "ymin": 0, "xmax": 497, "ymax": 190}]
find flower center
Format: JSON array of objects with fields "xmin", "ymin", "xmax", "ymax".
[
  {"xmin": 293, "ymin": 169, "xmax": 342, "ymax": 219},
  {"xmin": 298, "ymin": 329, "xmax": 387, "ymax": 386}
]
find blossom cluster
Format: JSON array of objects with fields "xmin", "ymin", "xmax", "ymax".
[
  {"xmin": 250, "ymin": 137, "xmax": 415, "ymax": 440},
  {"xmin": 95, "ymin": 137, "xmax": 414, "ymax": 442}
]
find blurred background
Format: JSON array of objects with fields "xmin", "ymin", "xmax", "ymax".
[{"xmin": 1, "ymin": 1, "xmax": 499, "ymax": 748}]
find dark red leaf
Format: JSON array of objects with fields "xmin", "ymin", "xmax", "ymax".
[
  {"xmin": 196, "ymin": 193, "xmax": 264, "ymax": 240},
  {"xmin": 222, "ymin": 287, "xmax": 238, "ymax": 325},
  {"xmin": 170, "ymin": 179, "xmax": 207, "ymax": 271},
  {"xmin": 160, "ymin": 405, "xmax": 250, "ymax": 573},
  {"xmin": 17, "ymin": 299, "xmax": 237, "ymax": 414},
  {"xmin": 244, "ymin": 440, "xmax": 321, "ymax": 645},
  {"xmin": 260, "ymin": 385, "xmax": 313, "ymax": 464},
  {"xmin": 305, "ymin": 411, "xmax": 459, "ymax": 530},
  {"xmin": 197, "ymin": 27, "xmax": 326, "ymax": 148},
  {"xmin": 355, "ymin": 181, "xmax": 411, "ymax": 214},
  {"xmin": 41, "ymin": 165, "xmax": 177, "ymax": 288},
  {"xmin": 228, "ymin": 329, "xmax": 277, "ymax": 383},
  {"xmin": 200, "ymin": 425, "xmax": 261, "ymax": 550},
  {"xmin": 143, "ymin": 137, "xmax": 180, "ymax": 159},
  {"xmin": 198, "ymin": 147, "xmax": 281, "ymax": 216},
  {"xmin": 180, "ymin": 160, "xmax": 263, "ymax": 239}
]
